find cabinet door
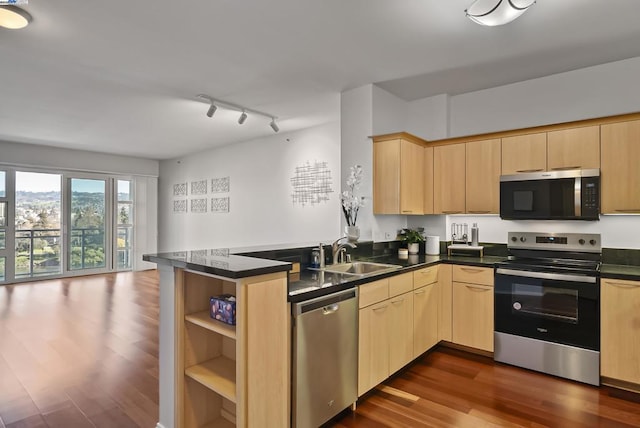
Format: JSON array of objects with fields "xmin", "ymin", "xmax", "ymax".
[
  {"xmin": 452, "ymin": 282, "xmax": 494, "ymax": 352},
  {"xmin": 424, "ymin": 146, "xmax": 434, "ymax": 214},
  {"xmin": 438, "ymin": 265, "xmax": 452, "ymax": 342},
  {"xmin": 501, "ymin": 133, "xmax": 547, "ymax": 175},
  {"xmin": 400, "ymin": 139, "xmax": 424, "ymax": 215},
  {"xmin": 373, "ymin": 139, "xmax": 400, "ymax": 214},
  {"xmin": 413, "ymin": 283, "xmax": 439, "ymax": 359},
  {"xmin": 547, "ymin": 126, "xmax": 600, "ymax": 171},
  {"xmin": 358, "ymin": 301, "xmax": 390, "ymax": 396},
  {"xmin": 434, "ymin": 143, "xmax": 466, "ymax": 214},
  {"xmin": 388, "ymin": 291, "xmax": 414, "ymax": 374},
  {"xmin": 601, "ymin": 120, "xmax": 640, "ymax": 213},
  {"xmin": 601, "ymin": 278, "xmax": 640, "ymax": 384},
  {"xmin": 465, "ymin": 139, "xmax": 501, "ymax": 214}
]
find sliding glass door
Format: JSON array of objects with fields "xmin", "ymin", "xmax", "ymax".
[
  {"xmin": 0, "ymin": 169, "xmax": 134, "ymax": 284},
  {"xmin": 69, "ymin": 178, "xmax": 107, "ymax": 271},
  {"xmin": 15, "ymin": 171, "xmax": 62, "ymax": 279}
]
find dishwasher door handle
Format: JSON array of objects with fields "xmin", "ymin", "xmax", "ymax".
[{"xmin": 323, "ymin": 304, "xmax": 340, "ymax": 315}]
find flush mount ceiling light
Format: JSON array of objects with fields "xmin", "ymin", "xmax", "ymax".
[
  {"xmin": 196, "ymin": 94, "xmax": 280, "ymax": 132},
  {"xmin": 0, "ymin": 5, "xmax": 32, "ymax": 29},
  {"xmin": 465, "ymin": 0, "xmax": 535, "ymax": 26}
]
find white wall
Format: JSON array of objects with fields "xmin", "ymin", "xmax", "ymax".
[
  {"xmin": 341, "ymin": 85, "xmax": 407, "ymax": 242},
  {"xmin": 158, "ymin": 122, "xmax": 341, "ymax": 252},
  {"xmin": 372, "ymin": 56, "xmax": 640, "ymax": 249}
]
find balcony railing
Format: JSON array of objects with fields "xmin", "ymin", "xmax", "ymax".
[{"xmin": 14, "ymin": 226, "xmax": 133, "ymax": 278}]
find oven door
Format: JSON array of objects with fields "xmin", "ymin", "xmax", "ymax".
[{"xmin": 495, "ymin": 268, "xmax": 599, "ymax": 351}]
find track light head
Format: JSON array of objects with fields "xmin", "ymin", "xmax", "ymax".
[
  {"xmin": 270, "ymin": 118, "xmax": 279, "ymax": 133},
  {"xmin": 238, "ymin": 111, "xmax": 247, "ymax": 125},
  {"xmin": 206, "ymin": 103, "xmax": 217, "ymax": 118}
]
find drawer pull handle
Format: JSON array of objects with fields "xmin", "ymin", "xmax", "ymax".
[
  {"xmin": 516, "ymin": 169, "xmax": 544, "ymax": 173},
  {"xmin": 402, "ymin": 210, "xmax": 413, "ymax": 213},
  {"xmin": 465, "ymin": 284, "xmax": 491, "ymax": 292},
  {"xmin": 442, "ymin": 210, "xmax": 462, "ymax": 214},
  {"xmin": 461, "ymin": 267, "xmax": 482, "ymax": 273},
  {"xmin": 468, "ymin": 210, "xmax": 490, "ymax": 214},
  {"xmin": 414, "ymin": 290, "xmax": 426, "ymax": 295},
  {"xmin": 373, "ymin": 305, "xmax": 389, "ymax": 312},
  {"xmin": 551, "ymin": 166, "xmax": 580, "ymax": 171},
  {"xmin": 391, "ymin": 298, "xmax": 405, "ymax": 304},
  {"xmin": 614, "ymin": 209, "xmax": 640, "ymax": 213}
]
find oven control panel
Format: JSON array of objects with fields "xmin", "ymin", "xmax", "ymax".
[{"xmin": 507, "ymin": 232, "xmax": 601, "ymax": 252}]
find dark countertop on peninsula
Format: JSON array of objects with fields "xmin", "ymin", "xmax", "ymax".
[
  {"xmin": 143, "ymin": 249, "xmax": 292, "ymax": 279},
  {"xmin": 600, "ymin": 264, "xmax": 640, "ymax": 281}
]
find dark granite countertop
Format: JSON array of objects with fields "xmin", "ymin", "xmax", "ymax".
[
  {"xmin": 600, "ymin": 264, "xmax": 640, "ymax": 281},
  {"xmin": 143, "ymin": 249, "xmax": 292, "ymax": 279},
  {"xmin": 288, "ymin": 254, "xmax": 505, "ymax": 303}
]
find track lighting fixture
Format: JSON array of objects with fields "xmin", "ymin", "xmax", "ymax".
[
  {"xmin": 196, "ymin": 94, "xmax": 280, "ymax": 133},
  {"xmin": 270, "ymin": 118, "xmax": 279, "ymax": 133},
  {"xmin": 206, "ymin": 102, "xmax": 217, "ymax": 118}
]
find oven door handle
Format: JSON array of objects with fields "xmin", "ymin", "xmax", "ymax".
[{"xmin": 495, "ymin": 268, "xmax": 597, "ymax": 284}]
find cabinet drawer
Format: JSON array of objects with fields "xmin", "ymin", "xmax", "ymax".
[
  {"xmin": 413, "ymin": 266, "xmax": 438, "ymax": 289},
  {"xmin": 389, "ymin": 272, "xmax": 413, "ymax": 297},
  {"xmin": 359, "ymin": 278, "xmax": 389, "ymax": 308},
  {"xmin": 452, "ymin": 265, "xmax": 493, "ymax": 286}
]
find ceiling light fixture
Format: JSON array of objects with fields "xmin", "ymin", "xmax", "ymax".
[
  {"xmin": 206, "ymin": 102, "xmax": 217, "ymax": 118},
  {"xmin": 196, "ymin": 94, "xmax": 280, "ymax": 133},
  {"xmin": 465, "ymin": 0, "xmax": 535, "ymax": 27},
  {"xmin": 0, "ymin": 5, "xmax": 32, "ymax": 29}
]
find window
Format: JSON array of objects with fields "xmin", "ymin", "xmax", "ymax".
[{"xmin": 116, "ymin": 180, "xmax": 133, "ymax": 270}]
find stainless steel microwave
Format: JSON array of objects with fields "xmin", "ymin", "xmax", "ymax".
[{"xmin": 500, "ymin": 169, "xmax": 600, "ymax": 220}]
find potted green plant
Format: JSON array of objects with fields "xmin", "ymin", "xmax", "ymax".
[{"xmin": 398, "ymin": 228, "xmax": 425, "ymax": 254}]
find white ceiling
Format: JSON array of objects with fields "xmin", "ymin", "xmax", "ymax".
[{"xmin": 1, "ymin": 0, "xmax": 640, "ymax": 160}]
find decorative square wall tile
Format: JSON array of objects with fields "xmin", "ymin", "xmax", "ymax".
[
  {"xmin": 191, "ymin": 179, "xmax": 208, "ymax": 195},
  {"xmin": 211, "ymin": 177, "xmax": 230, "ymax": 193},
  {"xmin": 173, "ymin": 200, "xmax": 187, "ymax": 213},
  {"xmin": 211, "ymin": 197, "xmax": 230, "ymax": 213},
  {"xmin": 191, "ymin": 198, "xmax": 208, "ymax": 213},
  {"xmin": 173, "ymin": 183, "xmax": 187, "ymax": 196}
]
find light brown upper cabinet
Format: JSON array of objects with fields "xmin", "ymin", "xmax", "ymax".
[
  {"xmin": 373, "ymin": 136, "xmax": 425, "ymax": 215},
  {"xmin": 434, "ymin": 143, "xmax": 466, "ymax": 214},
  {"xmin": 466, "ymin": 139, "xmax": 501, "ymax": 214},
  {"xmin": 601, "ymin": 120, "xmax": 640, "ymax": 213},
  {"xmin": 424, "ymin": 146, "xmax": 434, "ymax": 215},
  {"xmin": 501, "ymin": 132, "xmax": 547, "ymax": 175},
  {"xmin": 547, "ymin": 126, "xmax": 600, "ymax": 171}
]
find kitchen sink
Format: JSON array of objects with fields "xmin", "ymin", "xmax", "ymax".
[{"xmin": 310, "ymin": 261, "xmax": 402, "ymax": 277}]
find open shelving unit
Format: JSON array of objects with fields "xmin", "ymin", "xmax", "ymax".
[{"xmin": 176, "ymin": 268, "xmax": 289, "ymax": 428}]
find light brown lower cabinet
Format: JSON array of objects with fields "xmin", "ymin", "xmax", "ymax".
[
  {"xmin": 438, "ymin": 265, "xmax": 453, "ymax": 342},
  {"xmin": 358, "ymin": 299, "xmax": 390, "ymax": 396},
  {"xmin": 388, "ymin": 291, "xmax": 414, "ymax": 374},
  {"xmin": 601, "ymin": 278, "xmax": 640, "ymax": 385},
  {"xmin": 451, "ymin": 265, "xmax": 494, "ymax": 352},
  {"xmin": 413, "ymin": 282, "xmax": 439, "ymax": 358}
]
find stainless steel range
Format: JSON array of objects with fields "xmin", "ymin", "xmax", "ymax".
[{"xmin": 494, "ymin": 232, "xmax": 601, "ymax": 386}]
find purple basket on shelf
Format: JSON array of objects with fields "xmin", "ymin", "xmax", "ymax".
[{"xmin": 210, "ymin": 294, "xmax": 236, "ymax": 325}]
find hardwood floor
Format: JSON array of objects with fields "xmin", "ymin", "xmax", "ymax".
[
  {"xmin": 0, "ymin": 271, "xmax": 160, "ymax": 428},
  {"xmin": 333, "ymin": 347, "xmax": 640, "ymax": 428},
  {"xmin": 2, "ymin": 271, "xmax": 640, "ymax": 428}
]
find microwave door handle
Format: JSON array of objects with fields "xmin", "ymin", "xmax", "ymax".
[
  {"xmin": 496, "ymin": 268, "xmax": 597, "ymax": 284},
  {"xmin": 574, "ymin": 177, "xmax": 581, "ymax": 217}
]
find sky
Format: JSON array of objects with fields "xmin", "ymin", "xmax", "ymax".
[{"xmin": 15, "ymin": 172, "xmax": 106, "ymax": 193}]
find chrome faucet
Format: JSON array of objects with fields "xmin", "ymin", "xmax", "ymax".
[{"xmin": 331, "ymin": 237, "xmax": 357, "ymax": 265}]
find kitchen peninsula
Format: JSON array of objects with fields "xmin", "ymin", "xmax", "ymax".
[{"xmin": 144, "ymin": 250, "xmax": 292, "ymax": 428}]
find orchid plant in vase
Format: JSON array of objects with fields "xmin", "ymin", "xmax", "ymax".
[{"xmin": 341, "ymin": 165, "xmax": 365, "ymax": 241}]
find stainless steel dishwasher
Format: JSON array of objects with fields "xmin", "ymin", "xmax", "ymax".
[{"xmin": 292, "ymin": 287, "xmax": 358, "ymax": 428}]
